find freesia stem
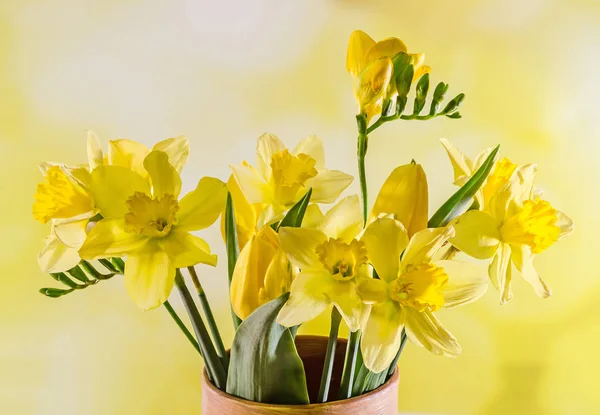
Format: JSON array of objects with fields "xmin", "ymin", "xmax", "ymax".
[
  {"xmin": 386, "ymin": 329, "xmax": 407, "ymax": 379},
  {"xmin": 317, "ymin": 307, "xmax": 342, "ymax": 403},
  {"xmin": 187, "ymin": 266, "xmax": 229, "ymax": 369},
  {"xmin": 339, "ymin": 330, "xmax": 361, "ymax": 399},
  {"xmin": 356, "ymin": 114, "xmax": 369, "ymax": 224},
  {"xmin": 163, "ymin": 300, "xmax": 201, "ymax": 356},
  {"xmin": 174, "ymin": 270, "xmax": 227, "ymax": 390}
]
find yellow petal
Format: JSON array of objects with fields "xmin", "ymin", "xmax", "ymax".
[
  {"xmin": 292, "ymin": 135, "xmax": 325, "ymax": 170},
  {"xmin": 364, "ymin": 99, "xmax": 383, "ymax": 124},
  {"xmin": 177, "ymin": 177, "xmax": 227, "ymax": 232},
  {"xmin": 302, "ymin": 204, "xmax": 324, "ymax": 228},
  {"xmin": 107, "ymin": 139, "xmax": 150, "ymax": 177},
  {"xmin": 143, "ymin": 150, "xmax": 182, "ymax": 198},
  {"xmin": 361, "ymin": 218, "xmax": 408, "ymax": 281},
  {"xmin": 327, "ymin": 278, "xmax": 369, "ymax": 331},
  {"xmin": 87, "ymin": 130, "xmax": 103, "ymax": 170},
  {"xmin": 356, "ymin": 278, "xmax": 389, "ymax": 304},
  {"xmin": 305, "ymin": 169, "xmax": 354, "ymax": 204},
  {"xmin": 404, "ymin": 307, "xmax": 461, "ymax": 356},
  {"xmin": 450, "ymin": 210, "xmax": 501, "ymax": 259},
  {"xmin": 346, "ymin": 30, "xmax": 376, "ymax": 77},
  {"xmin": 152, "ymin": 136, "xmax": 189, "ymax": 173},
  {"xmin": 230, "ymin": 162, "xmax": 271, "ymax": 204},
  {"xmin": 365, "ymin": 37, "xmax": 407, "ymax": 64},
  {"xmin": 263, "ymin": 249, "xmax": 293, "ymax": 305},
  {"xmin": 256, "ymin": 133, "xmax": 286, "ymax": 180},
  {"xmin": 439, "ymin": 138, "xmax": 473, "ymax": 183},
  {"xmin": 278, "ymin": 227, "xmax": 327, "ymax": 270},
  {"xmin": 38, "ymin": 234, "xmax": 81, "ymax": 273},
  {"xmin": 435, "ymin": 260, "xmax": 488, "ymax": 308},
  {"xmin": 89, "ymin": 166, "xmax": 150, "ymax": 218},
  {"xmin": 53, "ymin": 217, "xmax": 90, "ymax": 248},
  {"xmin": 490, "ymin": 164, "xmax": 537, "ymax": 220},
  {"xmin": 79, "ymin": 218, "xmax": 148, "ymax": 260},
  {"xmin": 276, "ymin": 270, "xmax": 331, "ymax": 327},
  {"xmin": 412, "ymin": 64, "xmax": 431, "ymax": 83},
  {"xmin": 163, "ymin": 229, "xmax": 217, "ymax": 269},
  {"xmin": 361, "ymin": 301, "xmax": 404, "ymax": 373},
  {"xmin": 223, "ymin": 174, "xmax": 257, "ymax": 250},
  {"xmin": 490, "ymin": 243, "xmax": 512, "ymax": 304},
  {"xmin": 556, "ymin": 210, "xmax": 574, "ymax": 240},
  {"xmin": 510, "ymin": 244, "xmax": 551, "ymax": 299},
  {"xmin": 371, "ymin": 162, "xmax": 428, "ymax": 237},
  {"xmin": 318, "ymin": 195, "xmax": 363, "ymax": 242},
  {"xmin": 124, "ymin": 240, "xmax": 176, "ymax": 310},
  {"xmin": 354, "ymin": 57, "xmax": 393, "ymax": 112},
  {"xmin": 401, "ymin": 226, "xmax": 455, "ymax": 270}
]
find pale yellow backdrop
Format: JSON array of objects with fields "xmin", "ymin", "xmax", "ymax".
[{"xmin": 1, "ymin": 0, "xmax": 598, "ymax": 414}]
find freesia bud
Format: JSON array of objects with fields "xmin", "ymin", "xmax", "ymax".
[{"xmin": 354, "ymin": 57, "xmax": 394, "ymax": 115}]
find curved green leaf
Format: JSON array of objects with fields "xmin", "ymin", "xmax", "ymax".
[
  {"xmin": 277, "ymin": 188, "xmax": 312, "ymax": 230},
  {"xmin": 429, "ymin": 145, "xmax": 500, "ymax": 228},
  {"xmin": 226, "ymin": 293, "xmax": 310, "ymax": 404}
]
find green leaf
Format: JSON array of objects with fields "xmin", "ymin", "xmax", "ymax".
[
  {"xmin": 428, "ymin": 145, "xmax": 500, "ymax": 228},
  {"xmin": 277, "ymin": 188, "xmax": 312, "ymax": 230},
  {"xmin": 225, "ymin": 192, "xmax": 242, "ymax": 329},
  {"xmin": 226, "ymin": 293, "xmax": 310, "ymax": 404},
  {"xmin": 352, "ymin": 347, "xmax": 387, "ymax": 396},
  {"xmin": 392, "ymin": 52, "xmax": 414, "ymax": 98}
]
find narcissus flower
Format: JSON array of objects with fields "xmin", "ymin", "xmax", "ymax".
[
  {"xmin": 357, "ymin": 219, "xmax": 487, "ymax": 372},
  {"xmin": 230, "ymin": 134, "xmax": 353, "ymax": 228},
  {"xmin": 79, "ymin": 150, "xmax": 226, "ymax": 310},
  {"xmin": 450, "ymin": 164, "xmax": 573, "ymax": 304},
  {"xmin": 276, "ymin": 195, "xmax": 370, "ymax": 331}
]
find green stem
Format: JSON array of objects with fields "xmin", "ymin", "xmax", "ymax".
[
  {"xmin": 225, "ymin": 192, "xmax": 243, "ymax": 330},
  {"xmin": 163, "ymin": 300, "xmax": 202, "ymax": 356},
  {"xmin": 339, "ymin": 330, "xmax": 361, "ymax": 399},
  {"xmin": 317, "ymin": 307, "xmax": 342, "ymax": 403},
  {"xmin": 386, "ymin": 329, "xmax": 407, "ymax": 379},
  {"xmin": 187, "ymin": 266, "xmax": 229, "ymax": 369},
  {"xmin": 356, "ymin": 114, "xmax": 369, "ymax": 224},
  {"xmin": 174, "ymin": 270, "xmax": 227, "ymax": 390}
]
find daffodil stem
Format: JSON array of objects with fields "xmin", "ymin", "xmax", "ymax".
[
  {"xmin": 174, "ymin": 270, "xmax": 227, "ymax": 390},
  {"xmin": 317, "ymin": 307, "xmax": 342, "ymax": 403},
  {"xmin": 187, "ymin": 266, "xmax": 229, "ymax": 370},
  {"xmin": 163, "ymin": 300, "xmax": 202, "ymax": 356},
  {"xmin": 386, "ymin": 328, "xmax": 407, "ymax": 379},
  {"xmin": 356, "ymin": 115, "xmax": 369, "ymax": 224},
  {"xmin": 339, "ymin": 329, "xmax": 361, "ymax": 399},
  {"xmin": 225, "ymin": 192, "xmax": 243, "ymax": 330}
]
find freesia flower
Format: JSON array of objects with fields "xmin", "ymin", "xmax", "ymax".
[
  {"xmin": 357, "ymin": 218, "xmax": 488, "ymax": 372},
  {"xmin": 276, "ymin": 195, "xmax": 370, "ymax": 331},
  {"xmin": 79, "ymin": 150, "xmax": 226, "ymax": 310},
  {"xmin": 450, "ymin": 164, "xmax": 573, "ymax": 303},
  {"xmin": 230, "ymin": 133, "xmax": 353, "ymax": 228}
]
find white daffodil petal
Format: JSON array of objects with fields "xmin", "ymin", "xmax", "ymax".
[
  {"xmin": 87, "ymin": 130, "xmax": 103, "ymax": 170},
  {"xmin": 38, "ymin": 235, "xmax": 81, "ymax": 273},
  {"xmin": 53, "ymin": 217, "xmax": 89, "ymax": 248},
  {"xmin": 435, "ymin": 260, "xmax": 488, "ymax": 308},
  {"xmin": 361, "ymin": 301, "xmax": 404, "ymax": 373},
  {"xmin": 404, "ymin": 308, "xmax": 461, "ymax": 356}
]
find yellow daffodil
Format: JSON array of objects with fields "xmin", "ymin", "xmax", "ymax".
[
  {"xmin": 276, "ymin": 195, "xmax": 370, "ymax": 331},
  {"xmin": 357, "ymin": 219, "xmax": 488, "ymax": 372},
  {"xmin": 230, "ymin": 133, "xmax": 353, "ymax": 228},
  {"xmin": 346, "ymin": 30, "xmax": 431, "ymax": 121},
  {"xmin": 450, "ymin": 164, "xmax": 573, "ymax": 304},
  {"xmin": 440, "ymin": 138, "xmax": 519, "ymax": 210},
  {"xmin": 79, "ymin": 150, "xmax": 226, "ymax": 310}
]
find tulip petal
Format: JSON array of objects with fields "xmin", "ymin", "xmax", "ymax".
[
  {"xmin": 440, "ymin": 138, "xmax": 473, "ymax": 183},
  {"xmin": 38, "ymin": 234, "xmax": 81, "ymax": 273},
  {"xmin": 365, "ymin": 37, "xmax": 407, "ymax": 64},
  {"xmin": 224, "ymin": 175, "xmax": 257, "ymax": 249},
  {"xmin": 490, "ymin": 243, "xmax": 512, "ymax": 304},
  {"xmin": 163, "ymin": 229, "xmax": 217, "ymax": 269},
  {"xmin": 124, "ymin": 240, "xmax": 176, "ymax": 310},
  {"xmin": 510, "ymin": 244, "xmax": 551, "ymax": 299},
  {"xmin": 450, "ymin": 210, "xmax": 501, "ymax": 260},
  {"xmin": 278, "ymin": 227, "xmax": 327, "ymax": 270},
  {"xmin": 87, "ymin": 130, "xmax": 104, "ymax": 170},
  {"xmin": 177, "ymin": 177, "xmax": 227, "ymax": 232},
  {"xmin": 107, "ymin": 139, "xmax": 150, "ymax": 177},
  {"xmin": 292, "ymin": 135, "xmax": 325, "ymax": 170},
  {"xmin": 435, "ymin": 260, "xmax": 488, "ymax": 308},
  {"xmin": 346, "ymin": 30, "xmax": 376, "ymax": 77},
  {"xmin": 277, "ymin": 270, "xmax": 331, "ymax": 327},
  {"xmin": 89, "ymin": 165, "xmax": 150, "ymax": 218},
  {"xmin": 319, "ymin": 195, "xmax": 364, "ymax": 243},
  {"xmin": 79, "ymin": 218, "xmax": 148, "ymax": 260},
  {"xmin": 401, "ymin": 226, "xmax": 455, "ymax": 270},
  {"xmin": 361, "ymin": 301, "xmax": 404, "ymax": 373},
  {"xmin": 143, "ymin": 150, "xmax": 182, "ymax": 198},
  {"xmin": 263, "ymin": 249, "xmax": 293, "ymax": 305},
  {"xmin": 361, "ymin": 218, "xmax": 408, "ymax": 281},
  {"xmin": 256, "ymin": 133, "xmax": 286, "ymax": 180},
  {"xmin": 404, "ymin": 307, "xmax": 461, "ymax": 356},
  {"xmin": 152, "ymin": 136, "xmax": 189, "ymax": 173},
  {"xmin": 327, "ymin": 279, "xmax": 369, "ymax": 331},
  {"xmin": 305, "ymin": 169, "xmax": 353, "ymax": 204},
  {"xmin": 230, "ymin": 162, "xmax": 271, "ymax": 204}
]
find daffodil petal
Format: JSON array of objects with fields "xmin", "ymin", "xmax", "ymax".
[
  {"xmin": 152, "ymin": 136, "xmax": 189, "ymax": 173},
  {"xmin": 510, "ymin": 244, "xmax": 551, "ymax": 299},
  {"xmin": 143, "ymin": 150, "xmax": 182, "ymax": 198},
  {"xmin": 302, "ymin": 204, "xmax": 324, "ymax": 228},
  {"xmin": 107, "ymin": 139, "xmax": 150, "ymax": 177},
  {"xmin": 434, "ymin": 260, "xmax": 488, "ymax": 308},
  {"xmin": 256, "ymin": 133, "xmax": 286, "ymax": 180},
  {"xmin": 346, "ymin": 30, "xmax": 376, "ymax": 77},
  {"xmin": 53, "ymin": 217, "xmax": 89, "ymax": 248},
  {"xmin": 556, "ymin": 210, "xmax": 574, "ymax": 240},
  {"xmin": 124, "ymin": 240, "xmax": 176, "ymax": 310},
  {"xmin": 177, "ymin": 177, "xmax": 227, "ymax": 232},
  {"xmin": 361, "ymin": 301, "xmax": 404, "ymax": 373},
  {"xmin": 87, "ymin": 130, "xmax": 103, "ymax": 170},
  {"xmin": 439, "ymin": 138, "xmax": 473, "ymax": 183},
  {"xmin": 356, "ymin": 278, "xmax": 389, "ymax": 304},
  {"xmin": 318, "ymin": 195, "xmax": 363, "ymax": 243},
  {"xmin": 79, "ymin": 218, "xmax": 148, "ymax": 260},
  {"xmin": 292, "ymin": 135, "xmax": 325, "ymax": 170},
  {"xmin": 490, "ymin": 243, "xmax": 512, "ymax": 304},
  {"xmin": 490, "ymin": 164, "xmax": 537, "ymax": 220},
  {"xmin": 404, "ymin": 308, "xmax": 461, "ymax": 356},
  {"xmin": 89, "ymin": 165, "xmax": 150, "ymax": 218},
  {"xmin": 361, "ymin": 218, "xmax": 408, "ymax": 282},
  {"xmin": 278, "ymin": 227, "xmax": 327, "ymax": 270},
  {"xmin": 401, "ymin": 226, "xmax": 455, "ymax": 270},
  {"xmin": 451, "ymin": 210, "xmax": 501, "ymax": 260},
  {"xmin": 230, "ymin": 162, "xmax": 271, "ymax": 204},
  {"xmin": 38, "ymin": 234, "xmax": 81, "ymax": 273},
  {"xmin": 327, "ymin": 279, "xmax": 369, "ymax": 331},
  {"xmin": 365, "ymin": 37, "xmax": 407, "ymax": 64},
  {"xmin": 163, "ymin": 229, "xmax": 217, "ymax": 269},
  {"xmin": 276, "ymin": 270, "xmax": 331, "ymax": 327},
  {"xmin": 305, "ymin": 169, "xmax": 354, "ymax": 204}
]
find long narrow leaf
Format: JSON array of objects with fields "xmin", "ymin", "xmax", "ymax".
[
  {"xmin": 225, "ymin": 192, "xmax": 243, "ymax": 329},
  {"xmin": 277, "ymin": 188, "xmax": 312, "ymax": 230}
]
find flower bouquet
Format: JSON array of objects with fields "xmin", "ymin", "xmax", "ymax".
[{"xmin": 33, "ymin": 30, "xmax": 573, "ymax": 415}]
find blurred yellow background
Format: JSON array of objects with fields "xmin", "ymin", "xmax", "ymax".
[{"xmin": 1, "ymin": 0, "xmax": 598, "ymax": 414}]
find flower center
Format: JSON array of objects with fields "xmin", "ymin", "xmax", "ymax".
[
  {"xmin": 124, "ymin": 192, "xmax": 179, "ymax": 238},
  {"xmin": 500, "ymin": 199, "xmax": 559, "ymax": 253},
  {"xmin": 482, "ymin": 157, "xmax": 517, "ymax": 207},
  {"xmin": 270, "ymin": 149, "xmax": 318, "ymax": 205},
  {"xmin": 315, "ymin": 238, "xmax": 368, "ymax": 281},
  {"xmin": 33, "ymin": 166, "xmax": 93, "ymax": 223},
  {"xmin": 389, "ymin": 263, "xmax": 448, "ymax": 312}
]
